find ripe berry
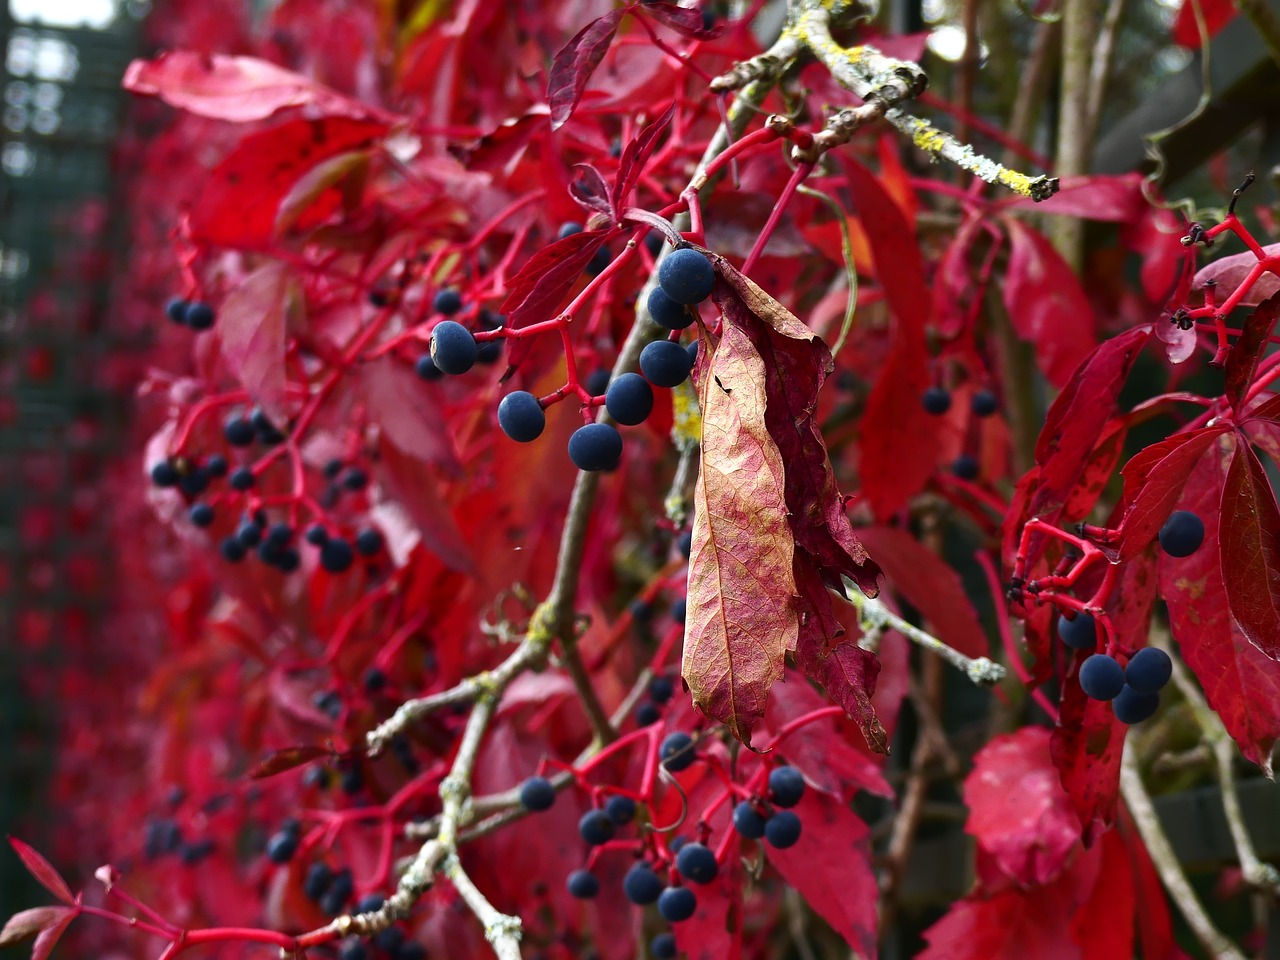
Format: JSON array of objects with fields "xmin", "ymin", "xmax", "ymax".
[
  {"xmin": 922, "ymin": 386, "xmax": 952, "ymax": 415},
  {"xmin": 179, "ymin": 468, "xmax": 211, "ymax": 496},
  {"xmin": 325, "ymin": 867, "xmax": 354, "ymax": 908},
  {"xmin": 579, "ymin": 809, "xmax": 615, "ymax": 846},
  {"xmin": 189, "ymin": 503, "xmax": 215, "ymax": 528},
  {"xmin": 645, "ymin": 232, "xmax": 665, "ymax": 257},
  {"xmin": 184, "ymin": 301, "xmax": 216, "ymax": 331},
  {"xmin": 303, "ymin": 862, "xmax": 333, "ymax": 900},
  {"xmin": 397, "ymin": 944, "xmax": 426, "ymax": 960},
  {"xmin": 229, "ymin": 467, "xmax": 255, "ymax": 490},
  {"xmin": 498, "ymin": 391, "xmax": 546, "ymax": 442},
  {"xmin": 265, "ymin": 831, "xmax": 298, "ymax": 864},
  {"xmin": 1159, "ymin": 510, "xmax": 1204, "ymax": 558},
  {"xmin": 1057, "ymin": 613, "xmax": 1096, "ymax": 650},
  {"xmin": 768, "ymin": 766, "xmax": 806, "ymax": 808},
  {"xmin": 1079, "ymin": 653, "xmax": 1126, "ymax": 701},
  {"xmin": 205, "ymin": 454, "xmax": 228, "ymax": 478},
  {"xmin": 640, "ymin": 340, "xmax": 693, "ymax": 388},
  {"xmin": 651, "ymin": 933, "xmax": 677, "ymax": 959},
  {"xmin": 677, "ymin": 530, "xmax": 692, "ymax": 559},
  {"xmin": 585, "ymin": 246, "xmax": 612, "ymax": 276},
  {"xmin": 374, "ymin": 929, "xmax": 404, "ymax": 953},
  {"xmin": 657, "ymin": 886, "xmax": 697, "ymax": 922},
  {"xmin": 415, "ymin": 354, "xmax": 444, "ymax": 381},
  {"xmin": 604, "ymin": 795, "xmax": 637, "ymax": 825},
  {"xmin": 276, "ymin": 548, "xmax": 301, "ymax": 573},
  {"xmin": 305, "ymin": 524, "xmax": 328, "ymax": 546},
  {"xmin": 431, "ymin": 320, "xmax": 477, "ymax": 374},
  {"xmin": 475, "ymin": 338, "xmax": 503, "ymax": 365},
  {"xmin": 568, "ymin": 423, "xmax": 623, "ymax": 472},
  {"xmin": 1125, "ymin": 647, "xmax": 1172, "ymax": 695},
  {"xmin": 635, "ymin": 701, "xmax": 661, "ymax": 726},
  {"xmin": 237, "ymin": 521, "xmax": 263, "ymax": 547},
  {"xmin": 672, "ymin": 598, "xmax": 686, "ymax": 623},
  {"xmin": 623, "ymin": 863, "xmax": 663, "ymax": 904},
  {"xmin": 363, "ymin": 668, "xmax": 387, "ymax": 693},
  {"xmin": 338, "ymin": 940, "xmax": 367, "ymax": 960},
  {"xmin": 224, "ymin": 416, "xmax": 255, "ymax": 446},
  {"xmin": 433, "ymin": 288, "xmax": 463, "ymax": 316},
  {"xmin": 342, "ymin": 468, "xmax": 369, "ymax": 492},
  {"xmin": 355, "ymin": 528, "xmax": 383, "ymax": 556},
  {"xmin": 647, "ymin": 286, "xmax": 693, "ymax": 330},
  {"xmin": 733, "ymin": 801, "xmax": 767, "ymax": 839},
  {"xmin": 519, "ymin": 776, "xmax": 556, "ymax": 812},
  {"xmin": 1112, "ymin": 685, "xmax": 1160, "ymax": 724},
  {"xmin": 686, "ymin": 339, "xmax": 698, "ymax": 368},
  {"xmin": 658, "ymin": 249, "xmax": 715, "ymax": 305},
  {"xmin": 675, "ymin": 842, "xmax": 718, "ymax": 884},
  {"xmin": 266, "ymin": 523, "xmax": 292, "ymax": 548},
  {"xmin": 558, "ymin": 221, "xmax": 584, "ymax": 239},
  {"xmin": 951, "ymin": 454, "xmax": 979, "ymax": 480},
  {"xmin": 605, "ymin": 373, "xmax": 654, "ymax": 425},
  {"xmin": 180, "ymin": 838, "xmax": 215, "ymax": 864},
  {"xmin": 971, "ymin": 389, "xmax": 999, "ymax": 417},
  {"xmin": 585, "ymin": 369, "xmax": 610, "ymax": 396},
  {"xmin": 355, "ymin": 893, "xmax": 385, "ymax": 914},
  {"xmin": 220, "ymin": 537, "xmax": 247, "ymax": 563},
  {"xmin": 660, "ymin": 732, "xmax": 696, "ymax": 772},
  {"xmin": 151, "ymin": 461, "xmax": 180, "ymax": 487},
  {"xmin": 630, "ymin": 599, "xmax": 653, "ymax": 623},
  {"xmin": 648, "ymin": 675, "xmax": 674, "ymax": 704},
  {"xmin": 764, "ymin": 810, "xmax": 802, "ymax": 848},
  {"xmin": 567, "ymin": 869, "xmax": 600, "ymax": 899},
  {"xmin": 314, "ymin": 690, "xmax": 342, "ymax": 718},
  {"xmin": 165, "ymin": 297, "xmax": 189, "ymax": 324}
]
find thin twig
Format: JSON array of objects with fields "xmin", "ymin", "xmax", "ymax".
[{"xmin": 1084, "ymin": 0, "xmax": 1129, "ymax": 149}]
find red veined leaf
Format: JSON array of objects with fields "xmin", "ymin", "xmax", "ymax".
[
  {"xmin": 1161, "ymin": 438, "xmax": 1280, "ymax": 771},
  {"xmin": 612, "ymin": 101, "xmax": 674, "ymax": 210},
  {"xmin": 30, "ymin": 909, "xmax": 75, "ymax": 960},
  {"xmin": 1225, "ymin": 292, "xmax": 1280, "ymax": 413},
  {"xmin": 567, "ymin": 163, "xmax": 615, "ymax": 223},
  {"xmin": 683, "ymin": 322, "xmax": 798, "ymax": 744},
  {"xmin": 217, "ymin": 262, "xmax": 296, "ymax": 425},
  {"xmin": 1193, "ymin": 244, "xmax": 1280, "ymax": 307},
  {"xmin": 358, "ymin": 357, "xmax": 458, "ymax": 470},
  {"xmin": 1243, "ymin": 392, "xmax": 1280, "ymax": 424},
  {"xmin": 1000, "ymin": 174, "xmax": 1145, "ymax": 222},
  {"xmin": 1116, "ymin": 426, "xmax": 1230, "ymax": 561},
  {"xmin": 1002, "ymin": 217, "xmax": 1096, "ymax": 387},
  {"xmin": 547, "ymin": 10, "xmax": 625, "ymax": 130},
  {"xmin": 122, "ymin": 52, "xmax": 386, "ymax": 122},
  {"xmin": 247, "ymin": 744, "xmax": 332, "ymax": 779},
  {"xmin": 639, "ymin": 1, "xmax": 727, "ymax": 38},
  {"xmin": 0, "ymin": 908, "xmax": 71, "ymax": 948},
  {"xmin": 1061, "ymin": 417, "xmax": 1128, "ymax": 524},
  {"xmin": 790, "ymin": 613, "xmax": 887, "ymax": 756},
  {"xmin": 1051, "ymin": 657, "xmax": 1127, "ymax": 843},
  {"xmin": 1220, "ymin": 441, "xmax": 1280, "ymax": 661},
  {"xmin": 7, "ymin": 839, "xmax": 74, "ymax": 906}
]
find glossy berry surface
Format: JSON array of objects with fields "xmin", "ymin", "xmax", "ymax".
[
  {"xmin": 651, "ymin": 932, "xmax": 677, "ymax": 959},
  {"xmin": 566, "ymin": 869, "xmax": 599, "ymax": 899},
  {"xmin": 355, "ymin": 528, "xmax": 383, "ymax": 556},
  {"xmin": 648, "ymin": 675, "xmax": 674, "ymax": 704},
  {"xmin": 623, "ymin": 863, "xmax": 663, "ymax": 904},
  {"xmin": 764, "ymin": 810, "xmax": 802, "ymax": 848},
  {"xmin": 604, "ymin": 794, "xmax": 637, "ymax": 825},
  {"xmin": 768, "ymin": 766, "xmax": 806, "ymax": 807},
  {"xmin": 951, "ymin": 454, "xmax": 979, "ymax": 480},
  {"xmin": 498, "ymin": 391, "xmax": 546, "ymax": 442},
  {"xmin": 1125, "ymin": 647, "xmax": 1172, "ymax": 695},
  {"xmin": 733, "ymin": 801, "xmax": 767, "ymax": 839},
  {"xmin": 658, "ymin": 248, "xmax": 715, "ymax": 304},
  {"xmin": 647, "ymin": 286, "xmax": 693, "ymax": 329},
  {"xmin": 189, "ymin": 503, "xmax": 215, "ymax": 528},
  {"xmin": 151, "ymin": 462, "xmax": 180, "ymax": 487},
  {"xmin": 1057, "ymin": 613, "xmax": 1096, "ymax": 650},
  {"xmin": 557, "ymin": 221, "xmax": 583, "ymax": 239},
  {"xmin": 1113, "ymin": 685, "xmax": 1160, "ymax": 724},
  {"xmin": 971, "ymin": 389, "xmax": 999, "ymax": 417},
  {"xmin": 184, "ymin": 301, "xmax": 216, "ymax": 330},
  {"xmin": 518, "ymin": 776, "xmax": 556, "ymax": 812},
  {"xmin": 433, "ymin": 288, "xmax": 463, "ymax": 316},
  {"xmin": 265, "ymin": 831, "xmax": 297, "ymax": 864},
  {"xmin": 635, "ymin": 701, "xmax": 661, "ymax": 726},
  {"xmin": 568, "ymin": 423, "xmax": 623, "ymax": 472},
  {"xmin": 224, "ymin": 416, "xmax": 255, "ymax": 446},
  {"xmin": 1079, "ymin": 654, "xmax": 1126, "ymax": 701},
  {"xmin": 922, "ymin": 386, "xmax": 952, "ymax": 415},
  {"xmin": 640, "ymin": 339, "xmax": 693, "ymax": 388},
  {"xmin": 165, "ymin": 297, "xmax": 188, "ymax": 323},
  {"xmin": 430, "ymin": 321, "xmax": 477, "ymax": 374},
  {"xmin": 657, "ymin": 885, "xmax": 697, "ymax": 922},
  {"xmin": 578, "ymin": 809, "xmax": 615, "ymax": 846},
  {"xmin": 675, "ymin": 842, "xmax": 718, "ymax": 884},
  {"xmin": 1159, "ymin": 510, "xmax": 1204, "ymax": 558},
  {"xmin": 605, "ymin": 373, "xmax": 654, "ymax": 425},
  {"xmin": 659, "ymin": 732, "xmax": 696, "ymax": 771},
  {"xmin": 229, "ymin": 467, "xmax": 255, "ymax": 491}
]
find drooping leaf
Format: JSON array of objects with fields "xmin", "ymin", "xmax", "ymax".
[
  {"xmin": 612, "ymin": 101, "xmax": 674, "ymax": 209},
  {"xmin": 0, "ymin": 908, "xmax": 71, "ymax": 948},
  {"xmin": 217, "ymin": 262, "xmax": 294, "ymax": 424},
  {"xmin": 1224, "ymin": 292, "xmax": 1280, "ymax": 413},
  {"xmin": 122, "ymin": 52, "xmax": 385, "ymax": 122},
  {"xmin": 547, "ymin": 10, "xmax": 625, "ymax": 130},
  {"xmin": 683, "ymin": 323, "xmax": 798, "ymax": 744},
  {"xmin": 247, "ymin": 744, "xmax": 332, "ymax": 779},
  {"xmin": 1193, "ymin": 244, "xmax": 1280, "ymax": 307},
  {"xmin": 567, "ymin": 163, "xmax": 616, "ymax": 223},
  {"xmin": 358, "ymin": 357, "xmax": 458, "ymax": 470},
  {"xmin": 1220, "ymin": 441, "xmax": 1280, "ymax": 661},
  {"xmin": 639, "ymin": 1, "xmax": 727, "ymax": 38},
  {"xmin": 791, "ymin": 613, "xmax": 887, "ymax": 756},
  {"xmin": 7, "ymin": 839, "xmax": 74, "ymax": 906},
  {"xmin": 1003, "ymin": 218, "xmax": 1096, "ymax": 388}
]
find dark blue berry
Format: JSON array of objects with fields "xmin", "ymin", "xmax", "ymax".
[
  {"xmin": 342, "ymin": 468, "xmax": 369, "ymax": 492},
  {"xmin": 303, "ymin": 862, "xmax": 333, "ymax": 900},
  {"xmin": 303, "ymin": 766, "xmax": 332, "ymax": 790},
  {"xmin": 658, "ymin": 249, "xmax": 715, "ymax": 305},
  {"xmin": 180, "ymin": 838, "xmax": 215, "ymax": 864},
  {"xmin": 733, "ymin": 801, "xmax": 767, "ymax": 839},
  {"xmin": 604, "ymin": 794, "xmax": 637, "ymax": 825},
  {"xmin": 768, "ymin": 766, "xmax": 806, "ymax": 807},
  {"xmin": 623, "ymin": 863, "xmax": 663, "ymax": 904},
  {"xmin": 1113, "ymin": 685, "xmax": 1160, "ymax": 724},
  {"xmin": 519, "ymin": 776, "xmax": 556, "ymax": 812},
  {"xmin": 1057, "ymin": 613, "xmax": 1097, "ymax": 650},
  {"xmin": 636, "ymin": 701, "xmax": 661, "ymax": 726},
  {"xmin": 151, "ymin": 461, "xmax": 180, "ymax": 487},
  {"xmin": 971, "ymin": 389, "xmax": 999, "ymax": 417},
  {"xmin": 415, "ymin": 354, "xmax": 444, "ymax": 381},
  {"xmin": 189, "ymin": 503, "xmax": 215, "ymax": 528},
  {"xmin": 677, "ymin": 530, "xmax": 692, "ymax": 559},
  {"xmin": 475, "ymin": 338, "xmax": 503, "ymax": 364},
  {"xmin": 433, "ymin": 289, "xmax": 463, "ymax": 316},
  {"xmin": 675, "ymin": 842, "xmax": 717, "ymax": 884},
  {"xmin": 672, "ymin": 598, "xmax": 686, "ymax": 623},
  {"xmin": 205, "ymin": 454, "xmax": 228, "ymax": 477},
  {"xmin": 657, "ymin": 885, "xmax": 697, "ymax": 922},
  {"xmin": 498, "ymin": 391, "xmax": 546, "ymax": 442},
  {"xmin": 323, "ymin": 459, "xmax": 343, "ymax": 479},
  {"xmin": 764, "ymin": 810, "xmax": 802, "ymax": 848},
  {"xmin": 266, "ymin": 523, "xmax": 292, "ymax": 548},
  {"xmin": 651, "ymin": 933, "xmax": 677, "ymax": 959},
  {"xmin": 340, "ymin": 765, "xmax": 363, "ymax": 795},
  {"xmin": 229, "ymin": 467, "xmax": 255, "ymax": 490},
  {"xmin": 221, "ymin": 537, "xmax": 247, "ymax": 562},
  {"xmin": 585, "ymin": 245, "xmax": 613, "ymax": 276},
  {"xmin": 165, "ymin": 297, "xmax": 189, "ymax": 324},
  {"xmin": 179, "ymin": 469, "xmax": 211, "ymax": 496},
  {"xmin": 568, "ymin": 423, "xmax": 623, "ymax": 472},
  {"xmin": 314, "ymin": 690, "xmax": 342, "ymax": 718},
  {"xmin": 579, "ymin": 809, "xmax": 615, "ymax": 846},
  {"xmin": 338, "ymin": 939, "xmax": 367, "ymax": 960},
  {"xmin": 1080, "ymin": 654, "xmax": 1126, "ymax": 701},
  {"xmin": 184, "ymin": 301, "xmax": 216, "ymax": 330},
  {"xmin": 1159, "ymin": 510, "xmax": 1204, "ymax": 558},
  {"xmin": 265, "ymin": 831, "xmax": 297, "ymax": 864},
  {"xmin": 647, "ymin": 286, "xmax": 693, "ymax": 330},
  {"xmin": 567, "ymin": 869, "xmax": 600, "ymax": 899},
  {"xmin": 374, "ymin": 928, "xmax": 404, "ymax": 953},
  {"xmin": 922, "ymin": 387, "xmax": 952, "ymax": 415},
  {"xmin": 685, "ymin": 340, "xmax": 698, "ymax": 368},
  {"xmin": 431, "ymin": 320, "xmax": 477, "ymax": 374},
  {"xmin": 305, "ymin": 524, "xmax": 328, "ymax": 546},
  {"xmin": 1125, "ymin": 647, "xmax": 1172, "ymax": 695},
  {"xmin": 355, "ymin": 893, "xmax": 385, "ymax": 913},
  {"xmin": 645, "ymin": 232, "xmax": 665, "ymax": 257},
  {"xmin": 327, "ymin": 867, "xmax": 354, "ymax": 904},
  {"xmin": 660, "ymin": 732, "xmax": 696, "ymax": 772},
  {"xmin": 363, "ymin": 668, "xmax": 387, "ymax": 693},
  {"xmin": 630, "ymin": 599, "xmax": 653, "ymax": 622},
  {"xmin": 585, "ymin": 369, "xmax": 610, "ymax": 396},
  {"xmin": 355, "ymin": 528, "xmax": 383, "ymax": 556},
  {"xmin": 605, "ymin": 373, "xmax": 654, "ymax": 426},
  {"xmin": 640, "ymin": 340, "xmax": 693, "ymax": 388},
  {"xmin": 951, "ymin": 454, "xmax": 979, "ymax": 480},
  {"xmin": 237, "ymin": 521, "xmax": 263, "ymax": 547},
  {"xmin": 648, "ymin": 676, "xmax": 674, "ymax": 704},
  {"xmin": 558, "ymin": 221, "xmax": 584, "ymax": 239}
]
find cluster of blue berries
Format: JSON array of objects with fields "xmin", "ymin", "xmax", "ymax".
[
  {"xmin": 165, "ymin": 297, "xmax": 217, "ymax": 331},
  {"xmin": 921, "ymin": 386, "xmax": 998, "ymax": 481},
  {"xmin": 1079, "ymin": 647, "xmax": 1172, "ymax": 724},
  {"xmin": 731, "ymin": 766, "xmax": 805, "ymax": 849}
]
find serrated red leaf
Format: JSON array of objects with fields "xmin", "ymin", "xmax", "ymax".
[
  {"xmin": 1225, "ymin": 292, "xmax": 1280, "ymax": 413},
  {"xmin": 7, "ymin": 839, "xmax": 74, "ymax": 906},
  {"xmin": 567, "ymin": 163, "xmax": 615, "ymax": 222},
  {"xmin": 547, "ymin": 11, "xmax": 624, "ymax": 130},
  {"xmin": 358, "ymin": 357, "xmax": 457, "ymax": 470},
  {"xmin": 1193, "ymin": 244, "xmax": 1280, "ymax": 307},
  {"xmin": 217, "ymin": 262, "xmax": 294, "ymax": 424},
  {"xmin": 638, "ymin": 1, "xmax": 726, "ymax": 38},
  {"xmin": 612, "ymin": 101, "xmax": 674, "ymax": 209},
  {"xmin": 1220, "ymin": 441, "xmax": 1280, "ymax": 661},
  {"xmin": 0, "ymin": 908, "xmax": 71, "ymax": 948},
  {"xmin": 966, "ymin": 728, "xmax": 1080, "ymax": 886},
  {"xmin": 122, "ymin": 52, "xmax": 385, "ymax": 122},
  {"xmin": 1116, "ymin": 427, "xmax": 1229, "ymax": 560},
  {"xmin": 247, "ymin": 744, "xmax": 331, "ymax": 779},
  {"xmin": 1003, "ymin": 218, "xmax": 1096, "ymax": 388}
]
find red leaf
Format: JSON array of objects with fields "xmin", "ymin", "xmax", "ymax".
[
  {"xmin": 567, "ymin": 163, "xmax": 616, "ymax": 223},
  {"xmin": 639, "ymin": 2, "xmax": 726, "ymax": 38},
  {"xmin": 1, "ymin": 908, "xmax": 71, "ymax": 948},
  {"xmin": 30, "ymin": 910, "xmax": 75, "ymax": 960},
  {"xmin": 612, "ymin": 101, "xmax": 674, "ymax": 210},
  {"xmin": 375, "ymin": 436, "xmax": 474, "ymax": 573},
  {"xmin": 547, "ymin": 11, "xmax": 624, "ymax": 130},
  {"xmin": 1220, "ymin": 441, "xmax": 1280, "ymax": 661},
  {"xmin": 857, "ymin": 525, "xmax": 987, "ymax": 659},
  {"xmin": 765, "ymin": 791, "xmax": 877, "ymax": 957},
  {"xmin": 1161, "ymin": 439, "xmax": 1280, "ymax": 771},
  {"xmin": 673, "ymin": 857, "xmax": 742, "ymax": 960},
  {"xmin": 1193, "ymin": 244, "xmax": 1280, "ymax": 307},
  {"xmin": 217, "ymin": 263, "xmax": 294, "ymax": 424},
  {"xmin": 1070, "ymin": 831, "xmax": 1137, "ymax": 960},
  {"xmin": 358, "ymin": 357, "xmax": 458, "ymax": 470},
  {"xmin": 247, "ymin": 745, "xmax": 331, "ymax": 779},
  {"xmin": 965, "ymin": 728, "xmax": 1080, "ymax": 886},
  {"xmin": 1116, "ymin": 427, "xmax": 1230, "ymax": 561},
  {"xmin": 1061, "ymin": 418, "xmax": 1127, "ymax": 524},
  {"xmin": 791, "ymin": 622, "xmax": 887, "ymax": 756},
  {"xmin": 7, "ymin": 839, "xmax": 74, "ymax": 906},
  {"xmin": 1000, "ymin": 174, "xmax": 1145, "ymax": 223},
  {"xmin": 190, "ymin": 117, "xmax": 387, "ymax": 250},
  {"xmin": 1003, "ymin": 218, "xmax": 1096, "ymax": 388},
  {"xmin": 1172, "ymin": 0, "xmax": 1239, "ymax": 47},
  {"xmin": 1051, "ymin": 661, "xmax": 1126, "ymax": 843},
  {"xmin": 122, "ymin": 52, "xmax": 385, "ymax": 122},
  {"xmin": 1225, "ymin": 292, "xmax": 1280, "ymax": 413}
]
